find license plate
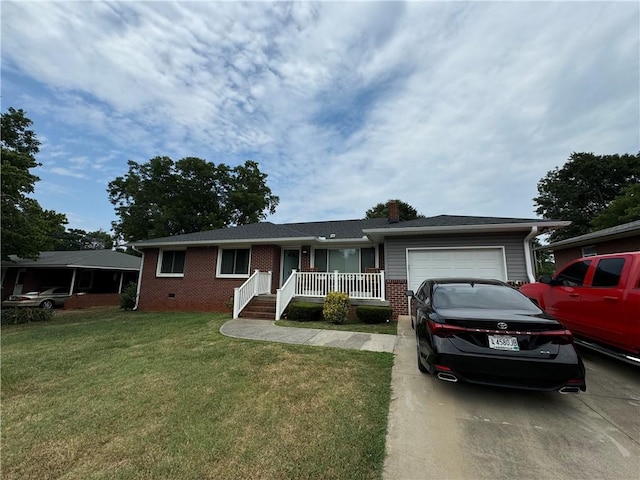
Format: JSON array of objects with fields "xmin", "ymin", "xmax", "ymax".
[{"xmin": 488, "ymin": 335, "xmax": 519, "ymax": 351}]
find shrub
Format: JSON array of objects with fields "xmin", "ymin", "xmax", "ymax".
[
  {"xmin": 323, "ymin": 291, "xmax": 350, "ymax": 325},
  {"xmin": 1, "ymin": 308, "xmax": 54, "ymax": 325},
  {"xmin": 120, "ymin": 282, "xmax": 138, "ymax": 310},
  {"xmin": 356, "ymin": 306, "xmax": 392, "ymax": 324},
  {"xmin": 286, "ymin": 302, "xmax": 324, "ymax": 322}
]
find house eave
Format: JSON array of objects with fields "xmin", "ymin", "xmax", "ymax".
[
  {"xmin": 2, "ymin": 263, "xmax": 140, "ymax": 271},
  {"xmin": 362, "ymin": 221, "xmax": 571, "ymax": 242},
  {"xmin": 131, "ymin": 236, "xmax": 318, "ymax": 249},
  {"xmin": 539, "ymin": 230, "xmax": 640, "ymax": 251},
  {"xmin": 131, "ymin": 236, "xmax": 380, "ymax": 249}
]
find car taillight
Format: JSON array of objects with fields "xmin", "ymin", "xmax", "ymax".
[
  {"xmin": 435, "ymin": 364, "xmax": 452, "ymax": 371},
  {"xmin": 427, "ymin": 319, "xmax": 466, "ymax": 338},
  {"xmin": 544, "ymin": 329, "xmax": 574, "ymax": 344}
]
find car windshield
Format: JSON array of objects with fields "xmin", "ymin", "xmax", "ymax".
[{"xmin": 433, "ymin": 283, "xmax": 540, "ymax": 312}]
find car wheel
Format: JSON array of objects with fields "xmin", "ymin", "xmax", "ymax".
[
  {"xmin": 417, "ymin": 344, "xmax": 429, "ymax": 374},
  {"xmin": 40, "ymin": 300, "xmax": 54, "ymax": 310}
]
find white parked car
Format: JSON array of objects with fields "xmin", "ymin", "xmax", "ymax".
[{"xmin": 2, "ymin": 287, "xmax": 71, "ymax": 309}]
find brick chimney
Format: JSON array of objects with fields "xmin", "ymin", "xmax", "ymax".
[{"xmin": 388, "ymin": 200, "xmax": 400, "ymax": 223}]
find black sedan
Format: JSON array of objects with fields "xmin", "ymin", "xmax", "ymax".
[{"xmin": 407, "ymin": 278, "xmax": 586, "ymax": 393}]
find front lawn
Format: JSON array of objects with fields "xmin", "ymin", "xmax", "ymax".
[{"xmin": 1, "ymin": 309, "xmax": 393, "ymax": 480}]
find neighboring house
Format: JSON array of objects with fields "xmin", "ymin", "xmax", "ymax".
[
  {"xmin": 541, "ymin": 220, "xmax": 640, "ymax": 270},
  {"xmin": 130, "ymin": 202, "xmax": 568, "ymax": 319},
  {"xmin": 1, "ymin": 250, "xmax": 142, "ymax": 308}
]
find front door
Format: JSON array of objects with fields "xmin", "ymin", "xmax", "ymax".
[{"xmin": 282, "ymin": 249, "xmax": 300, "ymax": 284}]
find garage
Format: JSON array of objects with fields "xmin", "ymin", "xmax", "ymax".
[{"xmin": 407, "ymin": 247, "xmax": 507, "ymax": 290}]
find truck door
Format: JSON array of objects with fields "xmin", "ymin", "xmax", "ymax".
[
  {"xmin": 581, "ymin": 256, "xmax": 628, "ymax": 350},
  {"xmin": 544, "ymin": 259, "xmax": 593, "ymax": 333}
]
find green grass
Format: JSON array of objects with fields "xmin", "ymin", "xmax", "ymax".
[
  {"xmin": 1, "ymin": 308, "xmax": 393, "ymax": 480},
  {"xmin": 275, "ymin": 318, "xmax": 397, "ymax": 335}
]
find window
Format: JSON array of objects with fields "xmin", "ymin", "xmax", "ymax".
[
  {"xmin": 592, "ymin": 258, "xmax": 625, "ymax": 287},
  {"xmin": 159, "ymin": 250, "xmax": 186, "ymax": 275},
  {"xmin": 416, "ymin": 281, "xmax": 429, "ymax": 302},
  {"xmin": 361, "ymin": 247, "xmax": 376, "ymax": 271},
  {"xmin": 219, "ymin": 249, "xmax": 250, "ymax": 276},
  {"xmin": 581, "ymin": 245, "xmax": 597, "ymax": 257},
  {"xmin": 555, "ymin": 260, "xmax": 591, "ymax": 287},
  {"xmin": 313, "ymin": 248, "xmax": 376, "ymax": 273}
]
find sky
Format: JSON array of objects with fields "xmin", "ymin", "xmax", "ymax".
[{"xmin": 2, "ymin": 1, "xmax": 639, "ymax": 234}]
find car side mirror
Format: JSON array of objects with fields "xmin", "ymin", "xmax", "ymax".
[
  {"xmin": 406, "ymin": 290, "xmax": 415, "ymax": 297},
  {"xmin": 539, "ymin": 275, "xmax": 553, "ymax": 284}
]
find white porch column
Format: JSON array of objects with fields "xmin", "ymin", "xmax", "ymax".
[{"xmin": 70, "ymin": 269, "xmax": 77, "ymax": 294}]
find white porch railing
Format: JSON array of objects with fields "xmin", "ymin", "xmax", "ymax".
[
  {"xmin": 275, "ymin": 269, "xmax": 298, "ymax": 321},
  {"xmin": 233, "ymin": 270, "xmax": 272, "ymax": 319},
  {"xmin": 276, "ymin": 270, "xmax": 385, "ymax": 320}
]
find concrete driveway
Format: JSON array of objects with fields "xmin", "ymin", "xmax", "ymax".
[{"xmin": 383, "ymin": 315, "xmax": 640, "ymax": 480}]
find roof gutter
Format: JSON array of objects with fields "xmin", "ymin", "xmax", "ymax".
[
  {"xmin": 363, "ymin": 221, "xmax": 570, "ymax": 242},
  {"xmin": 523, "ymin": 226, "xmax": 538, "ymax": 283},
  {"xmin": 130, "ymin": 236, "xmax": 316, "ymax": 249}
]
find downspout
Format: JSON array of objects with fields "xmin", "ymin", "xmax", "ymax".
[
  {"xmin": 132, "ymin": 247, "xmax": 145, "ymax": 311},
  {"xmin": 523, "ymin": 226, "xmax": 538, "ymax": 283}
]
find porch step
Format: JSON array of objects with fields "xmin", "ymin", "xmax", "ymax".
[{"xmin": 240, "ymin": 295, "xmax": 276, "ymax": 320}]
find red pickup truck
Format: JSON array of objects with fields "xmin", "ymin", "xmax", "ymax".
[{"xmin": 520, "ymin": 252, "xmax": 640, "ymax": 365}]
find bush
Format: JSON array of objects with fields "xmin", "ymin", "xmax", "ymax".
[
  {"xmin": 1, "ymin": 308, "xmax": 54, "ymax": 325},
  {"xmin": 120, "ymin": 282, "xmax": 138, "ymax": 310},
  {"xmin": 286, "ymin": 302, "xmax": 324, "ymax": 322},
  {"xmin": 323, "ymin": 291, "xmax": 350, "ymax": 325},
  {"xmin": 356, "ymin": 306, "xmax": 392, "ymax": 324}
]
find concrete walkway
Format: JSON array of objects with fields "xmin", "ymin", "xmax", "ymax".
[{"xmin": 220, "ymin": 318, "xmax": 397, "ymax": 353}]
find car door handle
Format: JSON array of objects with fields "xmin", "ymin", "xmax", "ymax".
[
  {"xmin": 569, "ymin": 293, "xmax": 579, "ymax": 297},
  {"xmin": 603, "ymin": 296, "xmax": 618, "ymax": 302}
]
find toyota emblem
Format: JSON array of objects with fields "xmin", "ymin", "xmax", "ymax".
[{"xmin": 497, "ymin": 322, "xmax": 508, "ymax": 330}]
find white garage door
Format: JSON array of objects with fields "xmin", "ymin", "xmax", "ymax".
[{"xmin": 407, "ymin": 248, "xmax": 507, "ymax": 291}]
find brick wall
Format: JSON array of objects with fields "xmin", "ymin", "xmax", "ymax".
[
  {"xmin": 64, "ymin": 293, "xmax": 120, "ymax": 309},
  {"xmin": 386, "ymin": 279, "xmax": 408, "ymax": 319},
  {"xmin": 138, "ymin": 245, "xmax": 281, "ymax": 312},
  {"xmin": 250, "ymin": 245, "xmax": 281, "ymax": 293},
  {"xmin": 553, "ymin": 236, "xmax": 640, "ymax": 270}
]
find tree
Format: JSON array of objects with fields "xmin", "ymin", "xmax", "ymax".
[
  {"xmin": 365, "ymin": 199, "xmax": 424, "ymax": 221},
  {"xmin": 1, "ymin": 107, "xmax": 68, "ymax": 260},
  {"xmin": 532, "ymin": 238, "xmax": 556, "ymax": 277},
  {"xmin": 533, "ymin": 152, "xmax": 640, "ymax": 241},
  {"xmin": 53, "ymin": 228, "xmax": 115, "ymax": 251},
  {"xmin": 590, "ymin": 183, "xmax": 640, "ymax": 231},
  {"xmin": 107, "ymin": 156, "xmax": 279, "ymax": 241}
]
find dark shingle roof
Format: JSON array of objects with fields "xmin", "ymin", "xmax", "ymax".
[
  {"xmin": 367, "ymin": 215, "xmax": 549, "ymax": 229},
  {"xmin": 3, "ymin": 250, "xmax": 142, "ymax": 270},
  {"xmin": 130, "ymin": 215, "xmax": 567, "ymax": 248}
]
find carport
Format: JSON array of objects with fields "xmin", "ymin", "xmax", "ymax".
[{"xmin": 1, "ymin": 250, "xmax": 141, "ymax": 301}]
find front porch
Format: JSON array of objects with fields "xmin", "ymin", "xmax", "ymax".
[{"xmin": 233, "ymin": 270, "xmax": 387, "ymax": 320}]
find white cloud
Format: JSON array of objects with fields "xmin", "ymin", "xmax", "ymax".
[
  {"xmin": 2, "ymin": 1, "xmax": 638, "ymax": 231},
  {"xmin": 49, "ymin": 167, "xmax": 88, "ymax": 179}
]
